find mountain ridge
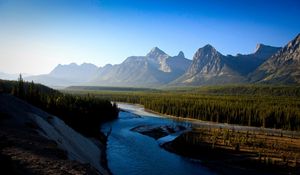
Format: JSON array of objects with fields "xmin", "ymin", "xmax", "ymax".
[
  {"xmin": 88, "ymin": 47, "xmax": 191, "ymax": 87},
  {"xmin": 171, "ymin": 43, "xmax": 281, "ymax": 86},
  {"xmin": 24, "ymin": 63, "xmax": 99, "ymax": 87},
  {"xmin": 249, "ymin": 33, "xmax": 300, "ymax": 84},
  {"xmin": 6, "ymin": 34, "xmax": 299, "ymax": 87}
]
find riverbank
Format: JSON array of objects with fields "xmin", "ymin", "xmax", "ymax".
[
  {"xmin": 120, "ymin": 102, "xmax": 299, "ymax": 137},
  {"xmin": 131, "ymin": 124, "xmax": 187, "ymax": 140},
  {"xmin": 163, "ymin": 127, "xmax": 300, "ymax": 175},
  {"xmin": 131, "ymin": 123, "xmax": 300, "ymax": 175}
]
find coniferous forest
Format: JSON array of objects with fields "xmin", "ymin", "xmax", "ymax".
[
  {"xmin": 0, "ymin": 76, "xmax": 119, "ymax": 138},
  {"xmin": 66, "ymin": 86, "xmax": 300, "ymax": 131}
]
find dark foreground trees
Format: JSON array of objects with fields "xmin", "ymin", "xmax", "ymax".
[{"xmin": 1, "ymin": 76, "xmax": 119, "ymax": 138}]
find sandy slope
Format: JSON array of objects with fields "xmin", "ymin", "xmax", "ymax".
[{"xmin": 0, "ymin": 94, "xmax": 109, "ymax": 175}]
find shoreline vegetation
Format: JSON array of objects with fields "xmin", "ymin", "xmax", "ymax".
[
  {"xmin": 132, "ymin": 124, "xmax": 300, "ymax": 175},
  {"xmin": 165, "ymin": 127, "xmax": 300, "ymax": 175}
]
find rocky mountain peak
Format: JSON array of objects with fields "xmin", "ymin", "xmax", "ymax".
[
  {"xmin": 255, "ymin": 43, "xmax": 279, "ymax": 53},
  {"xmin": 81, "ymin": 62, "xmax": 95, "ymax": 67},
  {"xmin": 194, "ymin": 44, "xmax": 219, "ymax": 60},
  {"xmin": 203, "ymin": 44, "xmax": 215, "ymax": 49},
  {"xmin": 48, "ymin": 62, "xmax": 98, "ymax": 83},
  {"xmin": 146, "ymin": 47, "xmax": 168, "ymax": 58},
  {"xmin": 249, "ymin": 33, "xmax": 300, "ymax": 84},
  {"xmin": 284, "ymin": 33, "xmax": 300, "ymax": 54},
  {"xmin": 177, "ymin": 51, "xmax": 185, "ymax": 58},
  {"xmin": 255, "ymin": 43, "xmax": 267, "ymax": 52},
  {"xmin": 253, "ymin": 43, "xmax": 281, "ymax": 59},
  {"xmin": 199, "ymin": 44, "xmax": 217, "ymax": 54},
  {"xmin": 295, "ymin": 33, "xmax": 300, "ymax": 43}
]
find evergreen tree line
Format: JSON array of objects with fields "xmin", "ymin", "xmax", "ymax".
[
  {"xmin": 0, "ymin": 75, "xmax": 119, "ymax": 138},
  {"xmin": 90, "ymin": 91, "xmax": 300, "ymax": 131},
  {"xmin": 192, "ymin": 85, "xmax": 300, "ymax": 97}
]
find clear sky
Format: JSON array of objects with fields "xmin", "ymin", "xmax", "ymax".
[{"xmin": 0, "ymin": 0, "xmax": 299, "ymax": 75}]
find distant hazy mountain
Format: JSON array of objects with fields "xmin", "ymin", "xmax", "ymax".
[
  {"xmin": 89, "ymin": 47, "xmax": 191, "ymax": 87},
  {"xmin": 49, "ymin": 63, "xmax": 98, "ymax": 82},
  {"xmin": 25, "ymin": 63, "xmax": 98, "ymax": 87},
  {"xmin": 250, "ymin": 34, "xmax": 300, "ymax": 84}
]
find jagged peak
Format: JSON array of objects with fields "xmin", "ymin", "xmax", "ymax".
[
  {"xmin": 55, "ymin": 62, "xmax": 98, "ymax": 68},
  {"xmin": 146, "ymin": 47, "xmax": 167, "ymax": 57},
  {"xmin": 203, "ymin": 44, "xmax": 214, "ymax": 48},
  {"xmin": 196, "ymin": 44, "xmax": 218, "ymax": 54},
  {"xmin": 288, "ymin": 33, "xmax": 300, "ymax": 47},
  {"xmin": 191, "ymin": 44, "xmax": 221, "ymax": 62},
  {"xmin": 177, "ymin": 51, "xmax": 185, "ymax": 57},
  {"xmin": 69, "ymin": 62, "xmax": 78, "ymax": 66},
  {"xmin": 281, "ymin": 33, "xmax": 300, "ymax": 55},
  {"xmin": 54, "ymin": 63, "xmax": 77, "ymax": 68},
  {"xmin": 254, "ymin": 43, "xmax": 281, "ymax": 56},
  {"xmin": 255, "ymin": 43, "xmax": 265, "ymax": 52},
  {"xmin": 296, "ymin": 33, "xmax": 300, "ymax": 40},
  {"xmin": 255, "ymin": 43, "xmax": 273, "ymax": 53},
  {"xmin": 98, "ymin": 64, "xmax": 112, "ymax": 70},
  {"xmin": 150, "ymin": 46, "xmax": 163, "ymax": 53},
  {"xmin": 103, "ymin": 63, "xmax": 113, "ymax": 67},
  {"xmin": 81, "ymin": 62, "xmax": 93, "ymax": 66}
]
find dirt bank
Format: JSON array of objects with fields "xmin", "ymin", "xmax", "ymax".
[{"xmin": 0, "ymin": 94, "xmax": 110, "ymax": 174}]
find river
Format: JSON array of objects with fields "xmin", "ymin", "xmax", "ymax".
[
  {"xmin": 101, "ymin": 103, "xmax": 299, "ymax": 175},
  {"xmin": 102, "ymin": 103, "xmax": 215, "ymax": 175}
]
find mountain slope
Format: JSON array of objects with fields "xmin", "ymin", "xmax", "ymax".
[
  {"xmin": 25, "ymin": 63, "xmax": 98, "ymax": 87},
  {"xmin": 250, "ymin": 34, "xmax": 300, "ymax": 84},
  {"xmin": 90, "ymin": 47, "xmax": 191, "ymax": 87},
  {"xmin": 172, "ymin": 45, "xmax": 245, "ymax": 85},
  {"xmin": 49, "ymin": 63, "xmax": 98, "ymax": 82},
  {"xmin": 226, "ymin": 44, "xmax": 281, "ymax": 76}
]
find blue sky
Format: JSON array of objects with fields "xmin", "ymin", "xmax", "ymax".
[{"xmin": 0, "ymin": 0, "xmax": 299, "ymax": 74}]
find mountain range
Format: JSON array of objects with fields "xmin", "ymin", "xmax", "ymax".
[
  {"xmin": 250, "ymin": 34, "xmax": 300, "ymax": 84},
  {"xmin": 5, "ymin": 33, "xmax": 299, "ymax": 87},
  {"xmin": 88, "ymin": 47, "xmax": 191, "ymax": 87},
  {"xmin": 24, "ymin": 63, "xmax": 98, "ymax": 87},
  {"xmin": 172, "ymin": 43, "xmax": 281, "ymax": 86}
]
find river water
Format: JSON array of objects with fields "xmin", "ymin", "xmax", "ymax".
[
  {"xmin": 102, "ymin": 103, "xmax": 215, "ymax": 175},
  {"xmin": 101, "ymin": 103, "xmax": 299, "ymax": 175}
]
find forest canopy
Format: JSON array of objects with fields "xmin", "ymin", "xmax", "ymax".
[{"xmin": 67, "ymin": 86, "xmax": 300, "ymax": 131}]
